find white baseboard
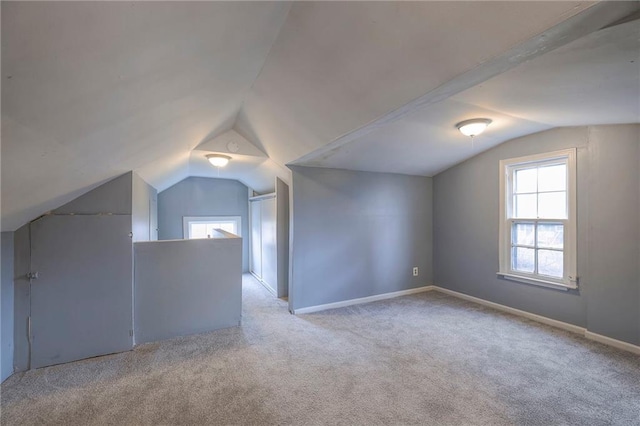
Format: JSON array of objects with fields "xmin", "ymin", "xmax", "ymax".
[
  {"xmin": 293, "ymin": 285, "xmax": 434, "ymax": 314},
  {"xmin": 432, "ymin": 286, "xmax": 640, "ymax": 356},
  {"xmin": 292, "ymin": 283, "xmax": 640, "ymax": 355},
  {"xmin": 584, "ymin": 331, "xmax": 640, "ymax": 355},
  {"xmin": 432, "ymin": 287, "xmax": 585, "ymax": 335}
]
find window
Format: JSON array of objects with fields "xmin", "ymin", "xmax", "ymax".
[
  {"xmin": 498, "ymin": 149, "xmax": 577, "ymax": 290},
  {"xmin": 183, "ymin": 216, "xmax": 241, "ymax": 239}
]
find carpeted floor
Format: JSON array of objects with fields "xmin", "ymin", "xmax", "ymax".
[{"xmin": 2, "ymin": 274, "xmax": 639, "ymax": 425}]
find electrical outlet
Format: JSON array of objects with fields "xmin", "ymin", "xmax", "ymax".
[{"xmin": 413, "ymin": 267, "xmax": 419, "ymax": 276}]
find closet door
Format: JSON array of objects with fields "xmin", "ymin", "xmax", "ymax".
[
  {"xmin": 30, "ymin": 215, "xmax": 133, "ymax": 368},
  {"xmin": 261, "ymin": 197, "xmax": 277, "ymax": 294},
  {"xmin": 250, "ymin": 200, "xmax": 262, "ymax": 279}
]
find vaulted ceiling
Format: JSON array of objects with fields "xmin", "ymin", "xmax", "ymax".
[{"xmin": 2, "ymin": 1, "xmax": 639, "ymax": 231}]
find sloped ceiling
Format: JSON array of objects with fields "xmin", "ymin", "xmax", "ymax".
[
  {"xmin": 296, "ymin": 16, "xmax": 640, "ymax": 175},
  {"xmin": 2, "ymin": 1, "xmax": 638, "ymax": 231},
  {"xmin": 1, "ymin": 1, "xmax": 291, "ymax": 230},
  {"xmin": 238, "ymin": 1, "xmax": 604, "ymax": 166}
]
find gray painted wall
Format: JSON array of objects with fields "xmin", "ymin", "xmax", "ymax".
[
  {"xmin": 276, "ymin": 178, "xmax": 290, "ymax": 298},
  {"xmin": 134, "ymin": 238, "xmax": 242, "ymax": 344},
  {"xmin": 54, "ymin": 172, "xmax": 133, "ymax": 215},
  {"xmin": 132, "ymin": 173, "xmax": 158, "ymax": 242},
  {"xmin": 290, "ymin": 167, "xmax": 433, "ymax": 310},
  {"xmin": 433, "ymin": 125, "xmax": 639, "ymax": 345},
  {"xmin": 1, "ymin": 232, "xmax": 15, "ymax": 382},
  {"xmin": 158, "ymin": 177, "xmax": 250, "ymax": 272},
  {"xmin": 13, "ymin": 173, "xmax": 135, "ymax": 371},
  {"xmin": 584, "ymin": 125, "xmax": 639, "ymax": 344}
]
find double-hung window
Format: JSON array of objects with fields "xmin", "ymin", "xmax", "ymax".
[{"xmin": 498, "ymin": 149, "xmax": 577, "ymax": 290}]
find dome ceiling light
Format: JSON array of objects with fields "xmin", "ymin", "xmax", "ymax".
[
  {"xmin": 456, "ymin": 118, "xmax": 492, "ymax": 138},
  {"xmin": 206, "ymin": 154, "xmax": 231, "ymax": 167}
]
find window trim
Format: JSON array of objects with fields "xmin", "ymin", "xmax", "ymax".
[
  {"xmin": 498, "ymin": 148, "xmax": 577, "ymax": 290},
  {"xmin": 182, "ymin": 216, "xmax": 242, "ymax": 239}
]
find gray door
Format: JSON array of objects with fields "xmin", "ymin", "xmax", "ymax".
[
  {"xmin": 30, "ymin": 215, "xmax": 133, "ymax": 368},
  {"xmin": 250, "ymin": 200, "xmax": 262, "ymax": 279}
]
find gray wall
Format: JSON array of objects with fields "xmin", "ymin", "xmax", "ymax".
[
  {"xmin": 276, "ymin": 177, "xmax": 290, "ymax": 298},
  {"xmin": 54, "ymin": 172, "xmax": 132, "ymax": 215},
  {"xmin": 290, "ymin": 166, "xmax": 433, "ymax": 310},
  {"xmin": 584, "ymin": 125, "xmax": 639, "ymax": 344},
  {"xmin": 13, "ymin": 173, "xmax": 135, "ymax": 371},
  {"xmin": 433, "ymin": 125, "xmax": 639, "ymax": 345},
  {"xmin": 2, "ymin": 232, "xmax": 15, "ymax": 382},
  {"xmin": 158, "ymin": 177, "xmax": 250, "ymax": 272},
  {"xmin": 134, "ymin": 238, "xmax": 242, "ymax": 344},
  {"xmin": 132, "ymin": 173, "xmax": 158, "ymax": 242}
]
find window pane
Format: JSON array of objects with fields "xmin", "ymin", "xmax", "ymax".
[
  {"xmin": 514, "ymin": 167, "xmax": 537, "ymax": 193},
  {"xmin": 207, "ymin": 222, "xmax": 236, "ymax": 235},
  {"xmin": 538, "ymin": 249, "xmax": 563, "ymax": 278},
  {"xmin": 538, "ymin": 164, "xmax": 566, "ymax": 192},
  {"xmin": 514, "ymin": 194, "xmax": 537, "ymax": 218},
  {"xmin": 512, "ymin": 247, "xmax": 535, "ymax": 273},
  {"xmin": 221, "ymin": 222, "xmax": 236, "ymax": 233},
  {"xmin": 512, "ymin": 222, "xmax": 535, "ymax": 246},
  {"xmin": 189, "ymin": 223, "xmax": 209, "ymax": 239},
  {"xmin": 538, "ymin": 192, "xmax": 567, "ymax": 219},
  {"xmin": 537, "ymin": 223, "xmax": 564, "ymax": 249},
  {"xmin": 189, "ymin": 220, "xmax": 239, "ymax": 239}
]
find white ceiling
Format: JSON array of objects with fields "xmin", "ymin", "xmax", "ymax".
[
  {"xmin": 297, "ymin": 17, "xmax": 640, "ymax": 175},
  {"xmin": 238, "ymin": 1, "xmax": 600, "ymax": 167},
  {"xmin": 2, "ymin": 1, "xmax": 638, "ymax": 231},
  {"xmin": 1, "ymin": 1, "xmax": 291, "ymax": 230}
]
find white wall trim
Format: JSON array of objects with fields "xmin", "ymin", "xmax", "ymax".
[
  {"xmin": 251, "ymin": 272, "xmax": 277, "ymax": 297},
  {"xmin": 292, "ymin": 285, "xmax": 435, "ymax": 314},
  {"xmin": 584, "ymin": 331, "xmax": 640, "ymax": 355},
  {"xmin": 432, "ymin": 287, "xmax": 585, "ymax": 334},
  {"xmin": 294, "ymin": 283, "xmax": 640, "ymax": 355},
  {"xmin": 259, "ymin": 280, "xmax": 277, "ymax": 297},
  {"xmin": 432, "ymin": 286, "xmax": 640, "ymax": 355},
  {"xmin": 249, "ymin": 193, "xmax": 276, "ymax": 202}
]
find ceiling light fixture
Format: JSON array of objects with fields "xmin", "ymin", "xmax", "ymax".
[
  {"xmin": 206, "ymin": 154, "xmax": 231, "ymax": 167},
  {"xmin": 456, "ymin": 118, "xmax": 492, "ymax": 138}
]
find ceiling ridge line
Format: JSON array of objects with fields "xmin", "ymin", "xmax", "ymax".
[
  {"xmin": 239, "ymin": 2, "xmax": 294, "ymax": 112},
  {"xmin": 225, "ymin": 3, "xmax": 294, "ymax": 164}
]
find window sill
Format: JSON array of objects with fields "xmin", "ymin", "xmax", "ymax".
[{"xmin": 497, "ymin": 272, "xmax": 577, "ymax": 291}]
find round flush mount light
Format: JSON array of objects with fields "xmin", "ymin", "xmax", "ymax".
[
  {"xmin": 456, "ymin": 118, "xmax": 492, "ymax": 137},
  {"xmin": 206, "ymin": 154, "xmax": 231, "ymax": 167}
]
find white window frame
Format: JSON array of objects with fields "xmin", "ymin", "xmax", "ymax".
[
  {"xmin": 183, "ymin": 216, "xmax": 242, "ymax": 239},
  {"xmin": 498, "ymin": 148, "xmax": 577, "ymax": 290}
]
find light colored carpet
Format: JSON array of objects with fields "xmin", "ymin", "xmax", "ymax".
[{"xmin": 2, "ymin": 274, "xmax": 639, "ymax": 425}]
